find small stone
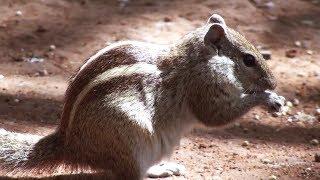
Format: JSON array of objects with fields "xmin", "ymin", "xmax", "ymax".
[
  {"xmin": 287, "ymin": 117, "xmax": 293, "ymax": 123},
  {"xmin": 269, "ymin": 175, "xmax": 277, "ymax": 180},
  {"xmin": 0, "ymin": 74, "xmax": 4, "ymax": 80},
  {"xmin": 232, "ymin": 152, "xmax": 238, "ymax": 156},
  {"xmin": 38, "ymin": 69, "xmax": 49, "ymax": 76},
  {"xmin": 293, "ymin": 98, "xmax": 300, "ymax": 106},
  {"xmin": 242, "ymin": 140, "xmax": 250, "ymax": 147},
  {"xmin": 198, "ymin": 144, "xmax": 207, "ymax": 149},
  {"xmin": 294, "ymin": 41, "xmax": 302, "ymax": 47},
  {"xmin": 0, "ymin": 23, "xmax": 7, "ymax": 28},
  {"xmin": 261, "ymin": 158, "xmax": 273, "ymax": 164},
  {"xmin": 316, "ymin": 108, "xmax": 320, "ymax": 116},
  {"xmin": 243, "ymin": 128, "xmax": 249, "ymax": 133},
  {"xmin": 315, "ymin": 153, "xmax": 320, "ymax": 162},
  {"xmin": 16, "ymin": 10, "xmax": 22, "ymax": 16},
  {"xmin": 12, "ymin": 56, "xmax": 24, "ymax": 62},
  {"xmin": 36, "ymin": 26, "xmax": 47, "ymax": 33},
  {"xmin": 306, "ymin": 50, "xmax": 313, "ymax": 55},
  {"xmin": 234, "ymin": 122, "xmax": 241, "ymax": 127},
  {"xmin": 301, "ymin": 20, "xmax": 314, "ymax": 26},
  {"xmin": 163, "ymin": 17, "xmax": 172, "ymax": 22},
  {"xmin": 310, "ymin": 139, "xmax": 319, "ymax": 146},
  {"xmin": 296, "ymin": 121, "xmax": 306, "ymax": 127},
  {"xmin": 264, "ymin": 1, "xmax": 275, "ymax": 9},
  {"xmin": 305, "ymin": 167, "xmax": 312, "ymax": 172},
  {"xmin": 285, "ymin": 101, "xmax": 293, "ymax": 108},
  {"xmin": 267, "ymin": 15, "xmax": 278, "ymax": 20},
  {"xmin": 297, "ymin": 72, "xmax": 305, "ymax": 77},
  {"xmin": 212, "ymin": 175, "xmax": 223, "ymax": 180},
  {"xmin": 49, "ymin": 45, "xmax": 56, "ymax": 51},
  {"xmin": 254, "ymin": 115, "xmax": 260, "ymax": 121},
  {"xmin": 286, "ymin": 49, "xmax": 298, "ymax": 58},
  {"xmin": 14, "ymin": 98, "xmax": 20, "ymax": 103},
  {"xmin": 260, "ymin": 50, "xmax": 272, "ymax": 60},
  {"xmin": 272, "ymin": 112, "xmax": 281, "ymax": 117},
  {"xmin": 312, "ymin": 0, "xmax": 320, "ymax": 4},
  {"xmin": 27, "ymin": 57, "xmax": 44, "ymax": 63},
  {"xmin": 293, "ymin": 112, "xmax": 316, "ymax": 124}
]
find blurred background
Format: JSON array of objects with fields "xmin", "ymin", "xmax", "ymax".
[{"xmin": 0, "ymin": 0, "xmax": 319, "ymax": 179}]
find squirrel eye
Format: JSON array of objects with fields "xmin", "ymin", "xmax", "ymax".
[{"xmin": 243, "ymin": 54, "xmax": 256, "ymax": 67}]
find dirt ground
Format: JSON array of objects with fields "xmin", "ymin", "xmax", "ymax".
[{"xmin": 0, "ymin": 0, "xmax": 319, "ymax": 179}]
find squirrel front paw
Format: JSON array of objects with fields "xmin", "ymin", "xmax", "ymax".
[{"xmin": 265, "ymin": 90, "xmax": 285, "ymax": 111}]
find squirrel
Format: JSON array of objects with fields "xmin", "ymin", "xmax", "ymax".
[{"xmin": 0, "ymin": 14, "xmax": 285, "ymax": 179}]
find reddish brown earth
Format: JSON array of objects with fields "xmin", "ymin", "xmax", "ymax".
[{"xmin": 0, "ymin": 0, "xmax": 319, "ymax": 179}]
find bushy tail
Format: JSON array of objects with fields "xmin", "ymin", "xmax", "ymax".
[{"xmin": 0, "ymin": 128, "xmax": 65, "ymax": 176}]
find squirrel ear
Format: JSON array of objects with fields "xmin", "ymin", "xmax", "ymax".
[
  {"xmin": 207, "ymin": 14, "xmax": 226, "ymax": 25},
  {"xmin": 204, "ymin": 23, "xmax": 226, "ymax": 46}
]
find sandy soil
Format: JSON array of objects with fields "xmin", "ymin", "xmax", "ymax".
[{"xmin": 0, "ymin": 0, "xmax": 319, "ymax": 179}]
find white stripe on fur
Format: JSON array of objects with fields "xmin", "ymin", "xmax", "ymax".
[{"xmin": 68, "ymin": 62, "xmax": 161, "ymax": 131}]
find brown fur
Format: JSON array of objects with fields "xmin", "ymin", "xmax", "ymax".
[{"xmin": 0, "ymin": 14, "xmax": 284, "ymax": 180}]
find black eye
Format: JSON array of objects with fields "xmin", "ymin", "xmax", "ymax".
[{"xmin": 243, "ymin": 54, "xmax": 256, "ymax": 67}]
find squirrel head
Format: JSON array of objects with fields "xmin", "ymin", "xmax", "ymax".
[{"xmin": 203, "ymin": 14, "xmax": 277, "ymax": 93}]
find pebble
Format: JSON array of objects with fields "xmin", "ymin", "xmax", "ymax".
[
  {"xmin": 0, "ymin": 74, "xmax": 4, "ymax": 80},
  {"xmin": 294, "ymin": 41, "xmax": 302, "ymax": 47},
  {"xmin": 0, "ymin": 23, "xmax": 7, "ymax": 28},
  {"xmin": 268, "ymin": 175, "xmax": 277, "ymax": 180},
  {"xmin": 211, "ymin": 175, "xmax": 223, "ymax": 180},
  {"xmin": 285, "ymin": 49, "xmax": 298, "ymax": 58},
  {"xmin": 305, "ymin": 167, "xmax": 312, "ymax": 172},
  {"xmin": 163, "ymin": 17, "xmax": 172, "ymax": 22},
  {"xmin": 297, "ymin": 72, "xmax": 305, "ymax": 77},
  {"xmin": 38, "ymin": 69, "xmax": 49, "ymax": 76},
  {"xmin": 264, "ymin": 1, "xmax": 275, "ymax": 9},
  {"xmin": 306, "ymin": 50, "xmax": 313, "ymax": 55},
  {"xmin": 36, "ymin": 26, "xmax": 47, "ymax": 33},
  {"xmin": 301, "ymin": 20, "xmax": 314, "ymax": 26},
  {"xmin": 49, "ymin": 45, "xmax": 56, "ymax": 51},
  {"xmin": 14, "ymin": 98, "xmax": 20, "ymax": 103},
  {"xmin": 272, "ymin": 112, "xmax": 281, "ymax": 117},
  {"xmin": 198, "ymin": 143, "xmax": 207, "ymax": 149},
  {"xmin": 27, "ymin": 57, "xmax": 44, "ymax": 63},
  {"xmin": 292, "ymin": 112, "xmax": 316, "ymax": 124},
  {"xmin": 310, "ymin": 139, "xmax": 319, "ymax": 146},
  {"xmin": 16, "ymin": 10, "xmax": 22, "ymax": 16},
  {"xmin": 260, "ymin": 50, "xmax": 272, "ymax": 60},
  {"xmin": 234, "ymin": 122, "xmax": 241, "ymax": 127},
  {"xmin": 312, "ymin": 0, "xmax": 320, "ymax": 4},
  {"xmin": 285, "ymin": 101, "xmax": 293, "ymax": 108},
  {"xmin": 243, "ymin": 128, "xmax": 249, "ymax": 133},
  {"xmin": 241, "ymin": 140, "xmax": 250, "ymax": 147},
  {"xmin": 267, "ymin": 15, "xmax": 278, "ymax": 20},
  {"xmin": 254, "ymin": 114, "xmax": 260, "ymax": 121},
  {"xmin": 293, "ymin": 98, "xmax": 300, "ymax": 106},
  {"xmin": 316, "ymin": 108, "xmax": 320, "ymax": 116},
  {"xmin": 315, "ymin": 153, "xmax": 320, "ymax": 162},
  {"xmin": 261, "ymin": 158, "xmax": 273, "ymax": 164}
]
